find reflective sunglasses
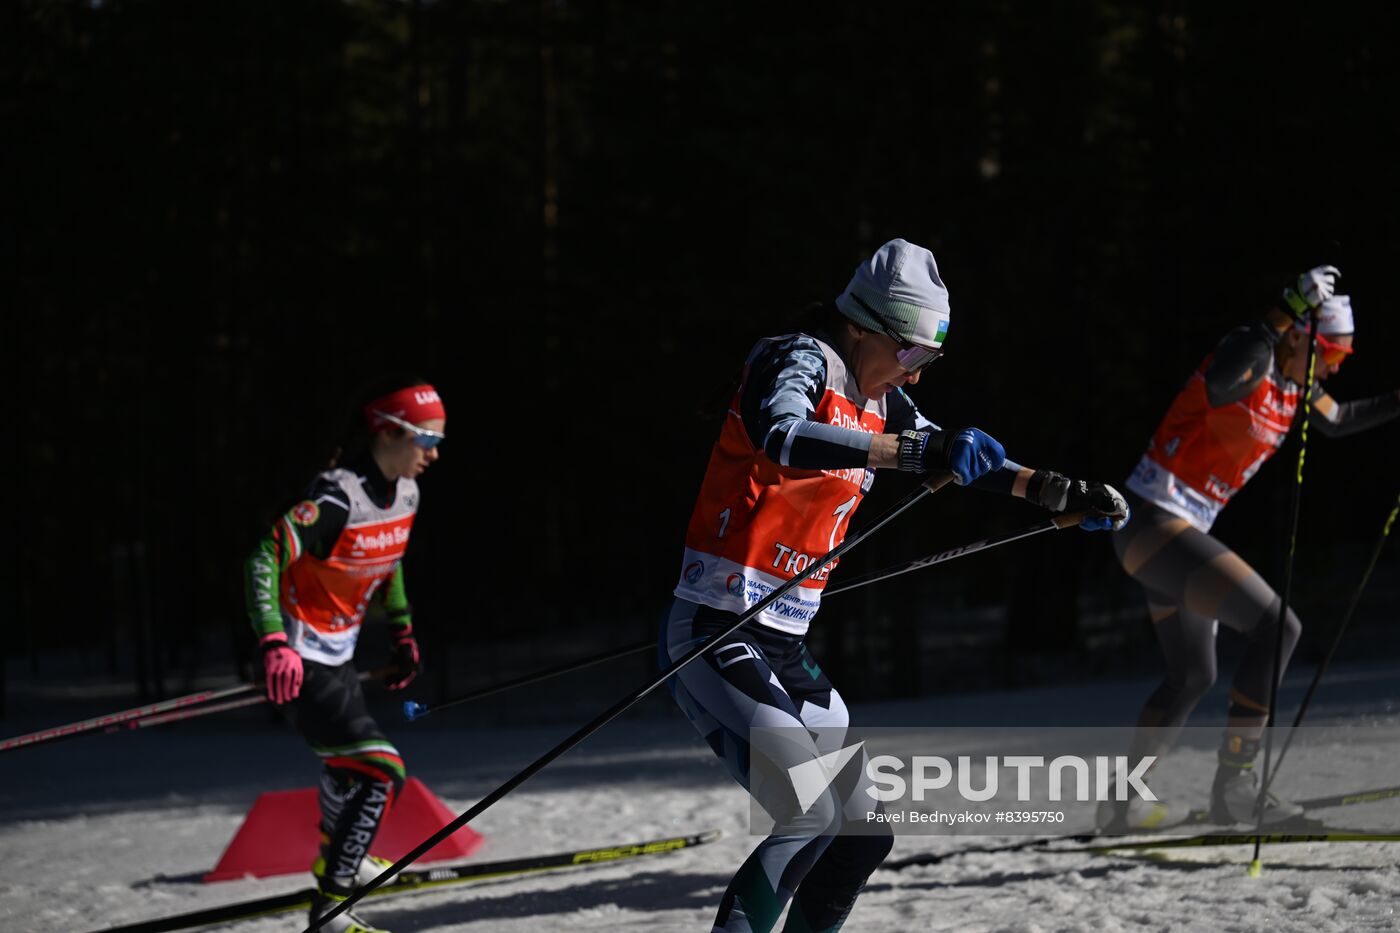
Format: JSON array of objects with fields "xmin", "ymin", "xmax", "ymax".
[
  {"xmin": 847, "ymin": 293, "xmax": 944, "ymax": 372},
  {"xmin": 1315, "ymin": 332, "xmax": 1354, "ymax": 366},
  {"xmin": 373, "ymin": 410, "xmax": 446, "ymax": 449}
]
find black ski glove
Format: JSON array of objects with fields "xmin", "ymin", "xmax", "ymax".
[{"xmin": 1027, "ymin": 471, "xmax": 1130, "ymax": 531}]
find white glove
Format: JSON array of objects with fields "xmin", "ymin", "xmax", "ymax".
[{"xmin": 1283, "ymin": 264, "xmax": 1341, "ymax": 317}]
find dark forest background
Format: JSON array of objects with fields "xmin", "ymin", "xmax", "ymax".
[{"xmin": 8, "ymin": 0, "xmax": 1400, "ymax": 718}]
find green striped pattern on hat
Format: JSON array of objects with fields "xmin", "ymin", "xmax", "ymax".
[{"xmin": 834, "ymin": 238, "xmax": 952, "ymax": 348}]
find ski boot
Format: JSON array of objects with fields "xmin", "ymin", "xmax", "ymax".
[
  {"xmin": 1095, "ymin": 796, "xmax": 1192, "ymax": 833},
  {"xmin": 1209, "ymin": 736, "xmax": 1304, "ymax": 826},
  {"xmin": 313, "ymin": 850, "xmax": 396, "ymax": 888},
  {"xmin": 308, "ymin": 877, "xmax": 391, "ymax": 933}
]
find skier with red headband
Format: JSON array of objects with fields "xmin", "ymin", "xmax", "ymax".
[
  {"xmin": 1104, "ymin": 266, "xmax": 1400, "ymax": 832},
  {"xmin": 664, "ymin": 239, "xmax": 1130, "ymax": 933},
  {"xmin": 244, "ymin": 377, "xmax": 446, "ymax": 933}
]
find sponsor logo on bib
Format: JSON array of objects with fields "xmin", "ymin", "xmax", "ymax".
[{"xmin": 352, "ymin": 526, "xmax": 411, "ymax": 552}]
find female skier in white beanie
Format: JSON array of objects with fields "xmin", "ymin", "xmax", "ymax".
[{"xmin": 664, "ymin": 239, "xmax": 1128, "ymax": 932}]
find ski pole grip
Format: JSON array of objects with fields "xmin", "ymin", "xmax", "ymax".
[
  {"xmin": 922, "ymin": 471, "xmax": 956, "ymax": 494},
  {"xmin": 1052, "ymin": 510, "xmax": 1091, "ymax": 530}
]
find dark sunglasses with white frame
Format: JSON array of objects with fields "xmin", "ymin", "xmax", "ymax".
[
  {"xmin": 373, "ymin": 410, "xmax": 446, "ymax": 449},
  {"xmin": 846, "ymin": 293, "xmax": 945, "ymax": 372}
]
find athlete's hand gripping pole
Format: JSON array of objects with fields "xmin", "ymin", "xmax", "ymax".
[
  {"xmin": 1025, "ymin": 472, "xmax": 1131, "ymax": 531},
  {"xmin": 122, "ymin": 668, "xmax": 397, "ymax": 731},
  {"xmin": 307, "ymin": 472, "xmax": 955, "ymax": 931},
  {"xmin": 260, "ymin": 632, "xmax": 304, "ymax": 704},
  {"xmin": 1282, "ymin": 265, "xmax": 1341, "ymax": 322},
  {"xmin": 385, "ymin": 625, "xmax": 422, "ymax": 691}
]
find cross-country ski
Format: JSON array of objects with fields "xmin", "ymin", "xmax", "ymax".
[{"xmin": 97, "ymin": 831, "xmax": 721, "ymax": 933}]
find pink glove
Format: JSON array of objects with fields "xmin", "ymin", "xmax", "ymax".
[
  {"xmin": 260, "ymin": 633, "xmax": 304, "ymax": 704},
  {"xmin": 387, "ymin": 624, "xmax": 421, "ymax": 691}
]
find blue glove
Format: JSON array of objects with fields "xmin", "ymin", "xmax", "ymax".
[
  {"xmin": 895, "ymin": 427, "xmax": 1005, "ymax": 484},
  {"xmin": 1029, "ymin": 472, "xmax": 1130, "ymax": 531},
  {"xmin": 945, "ymin": 428, "xmax": 1006, "ymax": 486}
]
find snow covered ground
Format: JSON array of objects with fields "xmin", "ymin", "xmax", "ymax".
[{"xmin": 2, "ymin": 660, "xmax": 1399, "ymax": 932}]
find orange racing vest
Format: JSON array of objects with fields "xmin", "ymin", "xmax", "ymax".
[
  {"xmin": 1126, "ymin": 352, "xmax": 1299, "ymax": 532},
  {"xmin": 281, "ymin": 468, "xmax": 418, "ymax": 665},
  {"xmin": 674, "ymin": 336, "xmax": 886, "ymax": 635}
]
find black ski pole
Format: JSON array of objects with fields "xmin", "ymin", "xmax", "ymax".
[
  {"xmin": 402, "ymin": 644, "xmax": 655, "ymax": 721},
  {"xmin": 1258, "ymin": 490, "xmax": 1400, "ymax": 802},
  {"xmin": 1250, "ymin": 311, "xmax": 1320, "ymax": 877},
  {"xmin": 402, "ymin": 508, "xmax": 1093, "ymax": 722},
  {"xmin": 307, "ymin": 472, "xmax": 955, "ymax": 931},
  {"xmin": 823, "ymin": 509, "xmax": 1090, "ymax": 594}
]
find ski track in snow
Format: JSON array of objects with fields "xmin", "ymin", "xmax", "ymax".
[{"xmin": 3, "ymin": 663, "xmax": 1399, "ymax": 932}]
